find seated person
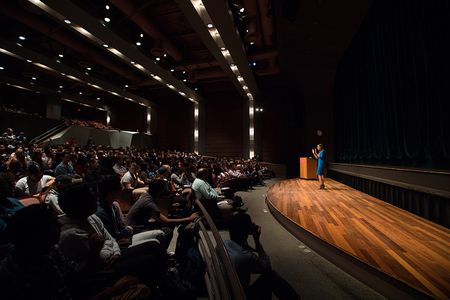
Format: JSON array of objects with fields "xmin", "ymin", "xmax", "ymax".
[
  {"xmin": 224, "ymin": 213, "xmax": 299, "ymax": 300},
  {"xmin": 120, "ymin": 162, "xmax": 147, "ymax": 199},
  {"xmin": 54, "ymin": 151, "xmax": 77, "ymax": 177},
  {"xmin": 1, "ymin": 204, "xmax": 151, "ymax": 300},
  {"xmin": 58, "ymin": 183, "xmax": 165, "ymax": 288},
  {"xmin": 126, "ymin": 179, "xmax": 199, "ymax": 248},
  {"xmin": 14, "ymin": 162, "xmax": 55, "ymax": 199},
  {"xmin": 96, "ymin": 175, "xmax": 166, "ymax": 248},
  {"xmin": 192, "ymin": 168, "xmax": 236, "ymax": 222},
  {"xmin": 113, "ymin": 157, "xmax": 128, "ymax": 177},
  {"xmin": 42, "ymin": 174, "xmax": 72, "ymax": 216},
  {"xmin": 170, "ymin": 167, "xmax": 189, "ymax": 189},
  {"xmin": 0, "ymin": 204, "xmax": 72, "ymax": 299},
  {"xmin": 0, "ymin": 172, "xmax": 24, "ymax": 258}
]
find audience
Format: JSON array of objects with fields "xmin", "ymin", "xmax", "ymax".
[
  {"xmin": 58, "ymin": 183, "xmax": 165, "ymax": 294},
  {"xmin": 96, "ymin": 175, "xmax": 166, "ymax": 248},
  {"xmin": 0, "ymin": 126, "xmax": 276, "ymax": 299}
]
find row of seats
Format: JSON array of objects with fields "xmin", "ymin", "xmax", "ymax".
[{"xmin": 0, "ymin": 130, "xmax": 283, "ymax": 299}]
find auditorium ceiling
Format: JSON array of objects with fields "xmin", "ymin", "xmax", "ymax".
[{"xmin": 0, "ymin": 0, "xmax": 279, "ymax": 109}]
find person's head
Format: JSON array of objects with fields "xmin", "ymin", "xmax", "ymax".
[
  {"xmin": 54, "ymin": 175, "xmax": 72, "ymax": 192},
  {"xmin": 172, "ymin": 166, "xmax": 182, "ymax": 175},
  {"xmin": 59, "ymin": 183, "xmax": 96, "ymax": 219},
  {"xmin": 197, "ymin": 168, "xmax": 209, "ymax": 181},
  {"xmin": 129, "ymin": 162, "xmax": 139, "ymax": 173},
  {"xmin": 317, "ymin": 144, "xmax": 324, "ymax": 151},
  {"xmin": 0, "ymin": 172, "xmax": 15, "ymax": 201},
  {"xmin": 88, "ymin": 157, "xmax": 99, "ymax": 170},
  {"xmin": 148, "ymin": 179, "xmax": 167, "ymax": 199},
  {"xmin": 98, "ymin": 175, "xmax": 122, "ymax": 206},
  {"xmin": 8, "ymin": 204, "xmax": 60, "ymax": 255},
  {"xmin": 62, "ymin": 151, "xmax": 71, "ymax": 163},
  {"xmin": 228, "ymin": 213, "xmax": 257, "ymax": 245},
  {"xmin": 27, "ymin": 161, "xmax": 43, "ymax": 183}
]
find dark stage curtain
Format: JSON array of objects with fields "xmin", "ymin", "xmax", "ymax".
[
  {"xmin": 334, "ymin": 0, "xmax": 450, "ymax": 169},
  {"xmin": 329, "ymin": 170, "xmax": 450, "ymax": 228}
]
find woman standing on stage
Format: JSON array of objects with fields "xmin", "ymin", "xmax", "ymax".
[{"xmin": 312, "ymin": 144, "xmax": 326, "ymax": 189}]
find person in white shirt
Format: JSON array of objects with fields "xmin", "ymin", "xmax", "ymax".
[{"xmin": 15, "ymin": 162, "xmax": 54, "ymax": 198}]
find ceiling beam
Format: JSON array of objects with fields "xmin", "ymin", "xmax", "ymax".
[
  {"xmin": 0, "ymin": 75, "xmax": 107, "ymax": 111},
  {"xmin": 0, "ymin": 39, "xmax": 151, "ymax": 107},
  {"xmin": 176, "ymin": 0, "xmax": 259, "ymax": 99},
  {"xmin": 26, "ymin": 0, "xmax": 200, "ymax": 104}
]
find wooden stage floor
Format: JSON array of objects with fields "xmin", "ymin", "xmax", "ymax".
[{"xmin": 266, "ymin": 178, "xmax": 450, "ymax": 299}]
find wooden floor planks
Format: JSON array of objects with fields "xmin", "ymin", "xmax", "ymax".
[{"xmin": 266, "ymin": 178, "xmax": 450, "ymax": 299}]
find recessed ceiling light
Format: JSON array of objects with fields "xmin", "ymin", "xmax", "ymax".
[
  {"xmin": 183, "ymin": 79, "xmax": 187, "ymax": 82},
  {"xmin": 97, "ymin": 97, "xmax": 100, "ymax": 100},
  {"xmin": 31, "ymin": 77, "xmax": 36, "ymax": 80},
  {"xmin": 103, "ymin": 44, "xmax": 108, "ymax": 48},
  {"xmin": 26, "ymin": 59, "xmax": 32, "ymax": 63},
  {"xmin": 104, "ymin": 17, "xmax": 111, "ymax": 23},
  {"xmin": 85, "ymin": 72, "xmax": 89, "ymax": 75},
  {"xmin": 163, "ymin": 53, "xmax": 167, "ymax": 57},
  {"xmin": 170, "ymin": 69, "xmax": 174, "ymax": 72},
  {"xmin": 124, "ymin": 84, "xmax": 128, "ymax": 88},
  {"xmin": 0, "ymin": 67, "xmax": 4, "ymax": 70},
  {"xmin": 19, "ymin": 36, "xmax": 26, "ymax": 40},
  {"xmin": 220, "ymin": 47, "xmax": 226, "ymax": 51},
  {"xmin": 182, "ymin": 71, "xmax": 186, "ymax": 74},
  {"xmin": 105, "ymin": 5, "xmax": 110, "ymax": 10},
  {"xmin": 140, "ymin": 33, "xmax": 144, "ymax": 38},
  {"xmin": 79, "ymin": 92, "xmax": 83, "ymax": 95},
  {"xmin": 195, "ymin": 87, "xmax": 198, "ymax": 91},
  {"xmin": 64, "ymin": 19, "xmax": 71, "ymax": 24},
  {"xmin": 16, "ymin": 43, "xmax": 23, "ymax": 47},
  {"xmin": 207, "ymin": 23, "xmax": 214, "ymax": 28},
  {"xmin": 156, "ymin": 57, "xmax": 161, "ymax": 61},
  {"xmin": 136, "ymin": 41, "xmax": 141, "ymax": 46},
  {"xmin": 250, "ymin": 42, "xmax": 254, "ymax": 45},
  {"xmin": 130, "ymin": 61, "xmax": 135, "ymax": 64},
  {"xmin": 61, "ymin": 73, "xmax": 66, "ymax": 76},
  {"xmin": 239, "ymin": 8, "xmax": 245, "ymax": 13},
  {"xmin": 58, "ymin": 54, "xmax": 64, "ymax": 58},
  {"xmin": 86, "ymin": 67, "xmax": 91, "ymax": 71}
]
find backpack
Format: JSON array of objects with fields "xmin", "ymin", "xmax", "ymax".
[{"xmin": 175, "ymin": 219, "xmax": 206, "ymax": 294}]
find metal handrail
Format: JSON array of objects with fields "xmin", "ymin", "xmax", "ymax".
[
  {"xmin": 29, "ymin": 122, "xmax": 68, "ymax": 145},
  {"xmin": 195, "ymin": 199, "xmax": 246, "ymax": 300}
]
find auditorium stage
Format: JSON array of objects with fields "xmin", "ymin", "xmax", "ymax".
[{"xmin": 266, "ymin": 178, "xmax": 450, "ymax": 299}]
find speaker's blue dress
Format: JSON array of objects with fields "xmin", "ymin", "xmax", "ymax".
[{"xmin": 317, "ymin": 150, "xmax": 325, "ymax": 175}]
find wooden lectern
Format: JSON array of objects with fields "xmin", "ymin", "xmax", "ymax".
[{"xmin": 299, "ymin": 157, "xmax": 317, "ymax": 179}]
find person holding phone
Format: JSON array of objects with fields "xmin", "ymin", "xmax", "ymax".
[{"xmin": 312, "ymin": 144, "xmax": 326, "ymax": 189}]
